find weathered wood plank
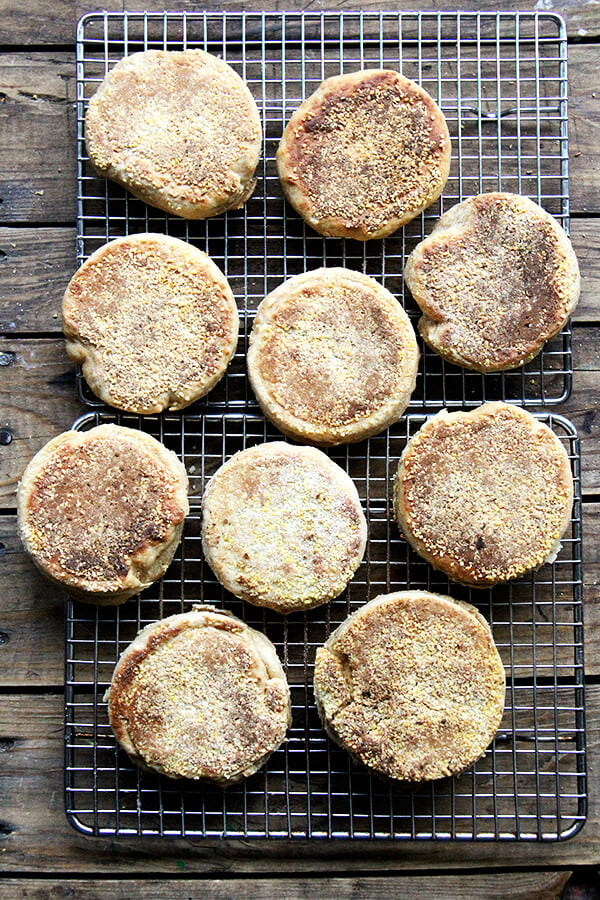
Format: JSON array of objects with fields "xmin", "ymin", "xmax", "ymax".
[
  {"xmin": 1, "ymin": 0, "xmax": 75, "ymax": 45},
  {"xmin": 1, "ymin": 219, "xmax": 597, "ymax": 333},
  {"xmin": 2, "ymin": 0, "xmax": 600, "ymax": 44},
  {"xmin": 0, "ymin": 227, "xmax": 75, "ymax": 331},
  {"xmin": 0, "ymin": 46, "xmax": 598, "ymax": 224},
  {"xmin": 569, "ymin": 46, "xmax": 600, "ymax": 216},
  {"xmin": 0, "ymin": 689, "xmax": 596, "ymax": 871},
  {"xmin": 0, "ymin": 53, "xmax": 75, "ymax": 224},
  {"xmin": 0, "ymin": 339, "xmax": 84, "ymax": 505},
  {"xmin": 0, "ymin": 872, "xmax": 573, "ymax": 900},
  {"xmin": 0, "ymin": 517, "xmax": 65, "ymax": 687}
]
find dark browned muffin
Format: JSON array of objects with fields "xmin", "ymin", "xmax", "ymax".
[
  {"xmin": 17, "ymin": 424, "xmax": 189, "ymax": 604},
  {"xmin": 314, "ymin": 591, "xmax": 506, "ymax": 782},
  {"xmin": 277, "ymin": 69, "xmax": 451, "ymax": 240},
  {"xmin": 247, "ymin": 268, "xmax": 419, "ymax": 445},
  {"xmin": 106, "ymin": 606, "xmax": 291, "ymax": 785},
  {"xmin": 393, "ymin": 403, "xmax": 573, "ymax": 587},
  {"xmin": 404, "ymin": 193, "xmax": 580, "ymax": 371}
]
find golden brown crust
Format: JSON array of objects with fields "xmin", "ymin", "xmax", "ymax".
[
  {"xmin": 247, "ymin": 268, "xmax": 419, "ymax": 445},
  {"xmin": 277, "ymin": 69, "xmax": 451, "ymax": 240},
  {"xmin": 313, "ymin": 590, "xmax": 506, "ymax": 782},
  {"xmin": 85, "ymin": 50, "xmax": 262, "ymax": 219},
  {"xmin": 106, "ymin": 606, "xmax": 291, "ymax": 785},
  {"xmin": 393, "ymin": 403, "xmax": 574, "ymax": 586},
  {"xmin": 404, "ymin": 193, "xmax": 581, "ymax": 372},
  {"xmin": 62, "ymin": 233, "xmax": 239, "ymax": 414},
  {"xmin": 201, "ymin": 441, "xmax": 367, "ymax": 613},
  {"xmin": 17, "ymin": 424, "xmax": 189, "ymax": 604}
]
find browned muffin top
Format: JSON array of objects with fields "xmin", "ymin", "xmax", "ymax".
[
  {"xmin": 18, "ymin": 424, "xmax": 188, "ymax": 597},
  {"xmin": 247, "ymin": 268, "xmax": 419, "ymax": 444},
  {"xmin": 277, "ymin": 69, "xmax": 451, "ymax": 239},
  {"xmin": 85, "ymin": 50, "xmax": 262, "ymax": 218},
  {"xmin": 404, "ymin": 193, "xmax": 580, "ymax": 371},
  {"xmin": 393, "ymin": 403, "xmax": 573, "ymax": 586},
  {"xmin": 314, "ymin": 591, "xmax": 506, "ymax": 782},
  {"xmin": 107, "ymin": 607, "xmax": 291, "ymax": 784},
  {"xmin": 62, "ymin": 233, "xmax": 239, "ymax": 414}
]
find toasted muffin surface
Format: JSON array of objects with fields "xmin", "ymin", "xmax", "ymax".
[
  {"xmin": 247, "ymin": 268, "xmax": 419, "ymax": 445},
  {"xmin": 314, "ymin": 590, "xmax": 506, "ymax": 781},
  {"xmin": 106, "ymin": 606, "xmax": 291, "ymax": 784},
  {"xmin": 277, "ymin": 69, "xmax": 451, "ymax": 239},
  {"xmin": 85, "ymin": 49, "xmax": 262, "ymax": 218},
  {"xmin": 17, "ymin": 424, "xmax": 189, "ymax": 603},
  {"xmin": 404, "ymin": 193, "xmax": 580, "ymax": 371},
  {"xmin": 62, "ymin": 233, "xmax": 239, "ymax": 414},
  {"xmin": 201, "ymin": 442, "xmax": 367, "ymax": 613},
  {"xmin": 393, "ymin": 403, "xmax": 573, "ymax": 586}
]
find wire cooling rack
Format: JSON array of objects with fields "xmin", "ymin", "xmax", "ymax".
[
  {"xmin": 76, "ymin": 9, "xmax": 572, "ymax": 410},
  {"xmin": 64, "ymin": 409, "xmax": 585, "ymax": 841}
]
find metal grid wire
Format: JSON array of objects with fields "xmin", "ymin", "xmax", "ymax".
[
  {"xmin": 75, "ymin": 10, "xmax": 572, "ymax": 410},
  {"xmin": 65, "ymin": 409, "xmax": 586, "ymax": 841}
]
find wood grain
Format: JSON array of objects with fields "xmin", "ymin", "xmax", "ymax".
[
  {"xmin": 0, "ymin": 689, "xmax": 596, "ymax": 871},
  {"xmin": 0, "ymin": 227, "xmax": 75, "ymax": 331},
  {"xmin": 1, "ymin": 0, "xmax": 598, "ymax": 44},
  {"xmin": 0, "ymin": 46, "xmax": 598, "ymax": 224},
  {"xmin": 0, "ymin": 53, "xmax": 75, "ymax": 224},
  {"xmin": 0, "ymin": 339, "xmax": 84, "ymax": 504},
  {"xmin": 0, "ymin": 872, "xmax": 573, "ymax": 899}
]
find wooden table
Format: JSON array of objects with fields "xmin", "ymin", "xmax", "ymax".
[{"xmin": 1, "ymin": 2, "xmax": 599, "ymax": 897}]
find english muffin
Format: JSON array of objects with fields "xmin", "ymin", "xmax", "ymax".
[
  {"xmin": 201, "ymin": 441, "xmax": 367, "ymax": 613},
  {"xmin": 106, "ymin": 606, "xmax": 291, "ymax": 785},
  {"xmin": 247, "ymin": 268, "xmax": 419, "ymax": 445},
  {"xmin": 314, "ymin": 590, "xmax": 506, "ymax": 782},
  {"xmin": 404, "ymin": 193, "xmax": 581, "ymax": 371},
  {"xmin": 393, "ymin": 403, "xmax": 573, "ymax": 587},
  {"xmin": 62, "ymin": 233, "xmax": 239, "ymax": 414},
  {"xmin": 85, "ymin": 49, "xmax": 262, "ymax": 218},
  {"xmin": 277, "ymin": 69, "xmax": 451, "ymax": 240},
  {"xmin": 17, "ymin": 424, "xmax": 189, "ymax": 604}
]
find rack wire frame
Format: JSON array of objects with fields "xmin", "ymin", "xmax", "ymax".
[
  {"xmin": 64, "ymin": 408, "xmax": 586, "ymax": 841},
  {"xmin": 75, "ymin": 9, "xmax": 573, "ymax": 411}
]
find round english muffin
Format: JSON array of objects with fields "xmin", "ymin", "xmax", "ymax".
[
  {"xmin": 314, "ymin": 590, "xmax": 506, "ymax": 782},
  {"xmin": 106, "ymin": 606, "xmax": 291, "ymax": 785},
  {"xmin": 404, "ymin": 192, "xmax": 581, "ymax": 372},
  {"xmin": 276, "ymin": 69, "xmax": 451, "ymax": 240},
  {"xmin": 62, "ymin": 233, "xmax": 239, "ymax": 414},
  {"xmin": 17, "ymin": 424, "xmax": 189, "ymax": 604},
  {"xmin": 85, "ymin": 49, "xmax": 262, "ymax": 219},
  {"xmin": 201, "ymin": 441, "xmax": 367, "ymax": 613},
  {"xmin": 247, "ymin": 268, "xmax": 419, "ymax": 445},
  {"xmin": 393, "ymin": 403, "xmax": 574, "ymax": 587}
]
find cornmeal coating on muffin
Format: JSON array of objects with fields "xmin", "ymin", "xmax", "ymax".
[
  {"xmin": 247, "ymin": 268, "xmax": 419, "ymax": 445},
  {"xmin": 393, "ymin": 403, "xmax": 573, "ymax": 587},
  {"xmin": 201, "ymin": 442, "xmax": 367, "ymax": 613},
  {"xmin": 314, "ymin": 591, "xmax": 506, "ymax": 782},
  {"xmin": 277, "ymin": 69, "xmax": 451, "ymax": 239},
  {"xmin": 106, "ymin": 606, "xmax": 291, "ymax": 785},
  {"xmin": 17, "ymin": 424, "xmax": 189, "ymax": 604},
  {"xmin": 85, "ymin": 49, "xmax": 262, "ymax": 218},
  {"xmin": 62, "ymin": 233, "xmax": 239, "ymax": 414},
  {"xmin": 404, "ymin": 193, "xmax": 580, "ymax": 372}
]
